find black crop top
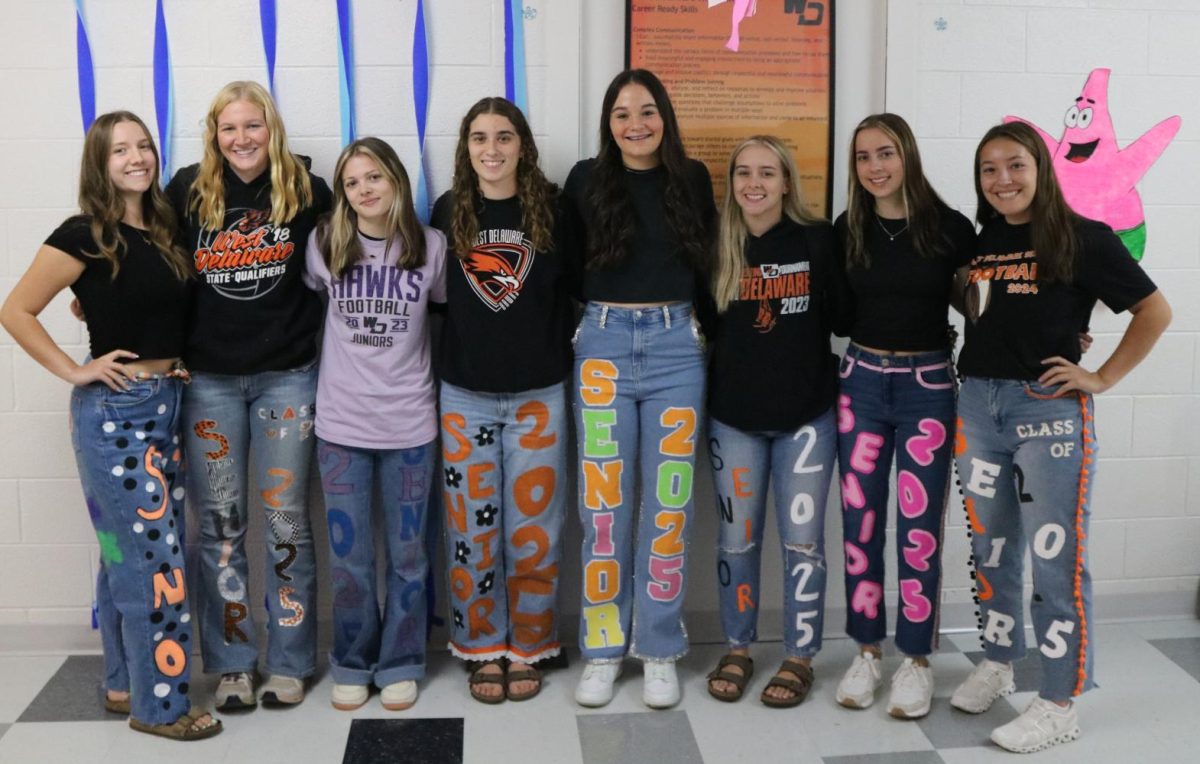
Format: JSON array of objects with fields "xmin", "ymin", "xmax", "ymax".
[
  {"xmin": 834, "ymin": 206, "xmax": 976, "ymax": 351},
  {"xmin": 563, "ymin": 158, "xmax": 716, "ymax": 305},
  {"xmin": 45, "ymin": 216, "xmax": 190, "ymax": 360}
]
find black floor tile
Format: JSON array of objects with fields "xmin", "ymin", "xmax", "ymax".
[
  {"xmin": 17, "ymin": 655, "xmax": 124, "ymax": 723},
  {"xmin": 342, "ymin": 718, "xmax": 463, "ymax": 764}
]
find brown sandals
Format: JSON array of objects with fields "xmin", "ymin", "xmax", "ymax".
[
  {"xmin": 468, "ymin": 659, "xmax": 507, "ymax": 704},
  {"xmin": 505, "ymin": 664, "xmax": 543, "ymax": 701},
  {"xmin": 104, "ymin": 692, "xmax": 131, "ymax": 715},
  {"xmin": 706, "ymin": 653, "xmax": 755, "ymax": 701},
  {"xmin": 760, "ymin": 657, "xmax": 814, "ymax": 708},
  {"xmin": 128, "ymin": 709, "xmax": 223, "ymax": 740}
]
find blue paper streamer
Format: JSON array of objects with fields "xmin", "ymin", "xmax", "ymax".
[
  {"xmin": 413, "ymin": 0, "xmax": 431, "ymax": 222},
  {"xmin": 336, "ymin": 0, "xmax": 356, "ymax": 147},
  {"xmin": 260, "ymin": 0, "xmax": 277, "ymax": 95},
  {"xmin": 74, "ymin": 0, "xmax": 95, "ymax": 133},
  {"xmin": 152, "ymin": 0, "xmax": 174, "ymax": 183},
  {"xmin": 504, "ymin": 0, "xmax": 528, "ymax": 115}
]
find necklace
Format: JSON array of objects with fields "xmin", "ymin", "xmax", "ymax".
[{"xmin": 875, "ymin": 214, "xmax": 909, "ymax": 241}]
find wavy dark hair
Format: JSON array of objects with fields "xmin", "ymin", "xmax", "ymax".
[
  {"xmin": 585, "ymin": 69, "xmax": 710, "ymax": 271},
  {"xmin": 845, "ymin": 113, "xmax": 955, "ymax": 268},
  {"xmin": 974, "ymin": 121, "xmax": 1080, "ymax": 283},
  {"xmin": 78, "ymin": 111, "xmax": 190, "ymax": 280},
  {"xmin": 449, "ymin": 97, "xmax": 556, "ymax": 259}
]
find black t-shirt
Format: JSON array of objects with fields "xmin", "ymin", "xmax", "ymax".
[
  {"xmin": 562, "ymin": 158, "xmax": 716, "ymax": 305},
  {"xmin": 834, "ymin": 206, "xmax": 976, "ymax": 351},
  {"xmin": 431, "ymin": 191, "xmax": 582, "ymax": 393},
  {"xmin": 45, "ymin": 216, "xmax": 190, "ymax": 360},
  {"xmin": 958, "ymin": 218, "xmax": 1158, "ymax": 380},
  {"xmin": 707, "ymin": 218, "xmax": 841, "ymax": 432},
  {"xmin": 166, "ymin": 160, "xmax": 333, "ymax": 375}
]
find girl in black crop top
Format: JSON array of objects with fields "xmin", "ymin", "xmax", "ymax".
[
  {"xmin": 0, "ymin": 112, "xmax": 219, "ymax": 739},
  {"xmin": 565, "ymin": 69, "xmax": 716, "ymax": 710},
  {"xmin": 832, "ymin": 114, "xmax": 973, "ymax": 718}
]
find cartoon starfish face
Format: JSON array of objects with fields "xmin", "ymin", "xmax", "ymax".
[{"xmin": 1005, "ymin": 67, "xmax": 1181, "ymax": 259}]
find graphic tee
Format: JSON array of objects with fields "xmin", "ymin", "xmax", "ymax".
[
  {"xmin": 304, "ymin": 227, "xmax": 447, "ymax": 449},
  {"xmin": 166, "ymin": 161, "xmax": 333, "ymax": 375},
  {"xmin": 45, "ymin": 216, "xmax": 190, "ymax": 360},
  {"xmin": 430, "ymin": 192, "xmax": 581, "ymax": 393},
  {"xmin": 707, "ymin": 218, "xmax": 841, "ymax": 432},
  {"xmin": 958, "ymin": 218, "xmax": 1158, "ymax": 380}
]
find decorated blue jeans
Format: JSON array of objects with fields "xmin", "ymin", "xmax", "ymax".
[
  {"xmin": 955, "ymin": 377, "xmax": 1097, "ymax": 701},
  {"xmin": 574, "ymin": 302, "xmax": 706, "ymax": 662},
  {"xmin": 183, "ymin": 363, "xmax": 318, "ymax": 679},
  {"xmin": 708, "ymin": 410, "xmax": 837, "ymax": 658},
  {"xmin": 440, "ymin": 381, "xmax": 568, "ymax": 664},
  {"xmin": 837, "ymin": 344, "xmax": 956, "ymax": 656},
  {"xmin": 318, "ymin": 438, "xmax": 434, "ymax": 686},
  {"xmin": 70, "ymin": 377, "xmax": 192, "ymax": 725}
]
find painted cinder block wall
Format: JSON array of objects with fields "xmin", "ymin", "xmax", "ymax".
[{"xmin": 0, "ymin": 0, "xmax": 1195, "ymax": 650}]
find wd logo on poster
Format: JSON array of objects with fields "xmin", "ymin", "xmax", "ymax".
[{"xmin": 192, "ymin": 208, "xmax": 295, "ymax": 300}]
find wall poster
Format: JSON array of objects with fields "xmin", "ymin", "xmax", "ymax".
[{"xmin": 626, "ymin": 0, "xmax": 835, "ymax": 215}]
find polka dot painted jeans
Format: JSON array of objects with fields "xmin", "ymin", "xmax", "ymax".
[{"xmin": 69, "ymin": 377, "xmax": 192, "ymax": 725}]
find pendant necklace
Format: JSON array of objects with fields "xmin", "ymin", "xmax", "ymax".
[{"xmin": 875, "ymin": 214, "xmax": 909, "ymax": 241}]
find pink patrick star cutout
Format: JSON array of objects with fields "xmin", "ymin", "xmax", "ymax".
[{"xmin": 1005, "ymin": 68, "xmax": 1181, "ymax": 261}]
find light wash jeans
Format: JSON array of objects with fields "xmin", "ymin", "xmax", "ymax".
[
  {"xmin": 574, "ymin": 302, "xmax": 706, "ymax": 662},
  {"xmin": 440, "ymin": 380, "xmax": 569, "ymax": 664},
  {"xmin": 707, "ymin": 410, "xmax": 837, "ymax": 658},
  {"xmin": 836, "ymin": 344, "xmax": 956, "ymax": 656},
  {"xmin": 71, "ymin": 377, "xmax": 192, "ymax": 724},
  {"xmin": 183, "ymin": 363, "xmax": 318, "ymax": 679},
  {"xmin": 318, "ymin": 438, "xmax": 434, "ymax": 686},
  {"xmin": 956, "ymin": 377, "xmax": 1097, "ymax": 701}
]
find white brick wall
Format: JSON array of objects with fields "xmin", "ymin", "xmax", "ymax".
[
  {"xmin": 894, "ymin": 0, "xmax": 1200, "ymax": 622},
  {"xmin": 0, "ymin": 0, "xmax": 1194, "ymax": 644}
]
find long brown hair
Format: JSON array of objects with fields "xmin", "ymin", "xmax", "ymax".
[
  {"xmin": 585, "ymin": 69, "xmax": 711, "ymax": 271},
  {"xmin": 845, "ymin": 113, "xmax": 954, "ymax": 268},
  {"xmin": 974, "ymin": 122, "xmax": 1079, "ymax": 283},
  {"xmin": 316, "ymin": 137, "xmax": 426, "ymax": 280},
  {"xmin": 78, "ymin": 111, "xmax": 189, "ymax": 280},
  {"xmin": 713, "ymin": 136, "xmax": 821, "ymax": 313},
  {"xmin": 189, "ymin": 80, "xmax": 313, "ymax": 230},
  {"xmin": 449, "ymin": 97, "xmax": 556, "ymax": 259}
]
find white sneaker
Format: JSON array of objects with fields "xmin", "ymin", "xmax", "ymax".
[
  {"xmin": 258, "ymin": 674, "xmax": 304, "ymax": 706},
  {"xmin": 331, "ymin": 683, "xmax": 369, "ymax": 711},
  {"xmin": 215, "ymin": 672, "xmax": 256, "ymax": 710},
  {"xmin": 990, "ymin": 697, "xmax": 1081, "ymax": 753},
  {"xmin": 642, "ymin": 660, "xmax": 680, "ymax": 709},
  {"xmin": 836, "ymin": 651, "xmax": 882, "ymax": 709},
  {"xmin": 575, "ymin": 661, "xmax": 622, "ymax": 707},
  {"xmin": 950, "ymin": 658, "xmax": 1015, "ymax": 714},
  {"xmin": 887, "ymin": 658, "xmax": 933, "ymax": 719},
  {"xmin": 380, "ymin": 680, "xmax": 418, "ymax": 711}
]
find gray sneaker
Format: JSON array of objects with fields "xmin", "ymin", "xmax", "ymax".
[
  {"xmin": 258, "ymin": 674, "xmax": 305, "ymax": 706},
  {"xmin": 215, "ymin": 672, "xmax": 256, "ymax": 710}
]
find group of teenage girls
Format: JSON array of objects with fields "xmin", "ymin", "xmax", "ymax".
[{"xmin": 0, "ymin": 67, "xmax": 1170, "ymax": 753}]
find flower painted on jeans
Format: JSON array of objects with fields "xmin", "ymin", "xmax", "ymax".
[
  {"xmin": 445, "ymin": 467, "xmax": 463, "ymax": 488},
  {"xmin": 475, "ymin": 426, "xmax": 495, "ymax": 446},
  {"xmin": 455, "ymin": 540, "xmax": 471, "ymax": 564},
  {"xmin": 475, "ymin": 503, "xmax": 498, "ymax": 527},
  {"xmin": 453, "ymin": 608, "xmax": 464, "ymax": 629},
  {"xmin": 478, "ymin": 571, "xmax": 495, "ymax": 595}
]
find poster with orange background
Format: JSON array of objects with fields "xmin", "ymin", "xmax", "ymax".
[{"xmin": 626, "ymin": 0, "xmax": 835, "ymax": 215}]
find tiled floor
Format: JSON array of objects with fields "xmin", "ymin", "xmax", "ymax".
[{"xmin": 0, "ymin": 620, "xmax": 1197, "ymax": 763}]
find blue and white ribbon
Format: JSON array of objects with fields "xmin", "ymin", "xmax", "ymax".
[
  {"xmin": 152, "ymin": 0, "xmax": 175, "ymax": 182},
  {"xmin": 504, "ymin": 0, "xmax": 528, "ymax": 114},
  {"xmin": 413, "ymin": 0, "xmax": 431, "ymax": 222},
  {"xmin": 74, "ymin": 0, "xmax": 95, "ymax": 133},
  {"xmin": 336, "ymin": 0, "xmax": 356, "ymax": 147},
  {"xmin": 260, "ymin": 0, "xmax": 277, "ymax": 95}
]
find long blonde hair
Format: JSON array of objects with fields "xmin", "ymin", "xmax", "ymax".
[
  {"xmin": 190, "ymin": 80, "xmax": 313, "ymax": 230},
  {"xmin": 713, "ymin": 135, "xmax": 820, "ymax": 312},
  {"xmin": 316, "ymin": 137, "xmax": 426, "ymax": 280},
  {"xmin": 78, "ymin": 111, "xmax": 190, "ymax": 280}
]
